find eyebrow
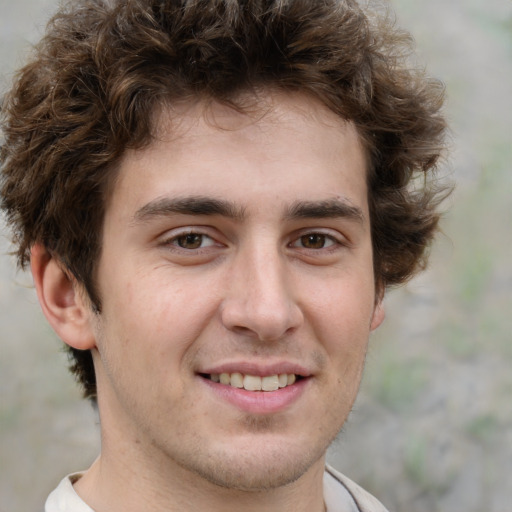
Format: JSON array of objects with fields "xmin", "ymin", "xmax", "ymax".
[
  {"xmin": 133, "ymin": 196, "xmax": 246, "ymax": 223},
  {"xmin": 132, "ymin": 195, "xmax": 364, "ymax": 225},
  {"xmin": 285, "ymin": 199, "xmax": 365, "ymax": 223}
]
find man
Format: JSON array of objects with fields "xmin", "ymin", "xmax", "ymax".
[{"xmin": 0, "ymin": 0, "xmax": 448, "ymax": 510}]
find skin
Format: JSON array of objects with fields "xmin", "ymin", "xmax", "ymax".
[{"xmin": 32, "ymin": 91, "xmax": 384, "ymax": 512}]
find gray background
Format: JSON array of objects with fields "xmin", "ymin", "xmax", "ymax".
[{"xmin": 1, "ymin": 0, "xmax": 511, "ymax": 511}]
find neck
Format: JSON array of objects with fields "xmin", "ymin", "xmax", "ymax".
[{"xmin": 74, "ymin": 450, "xmax": 327, "ymax": 512}]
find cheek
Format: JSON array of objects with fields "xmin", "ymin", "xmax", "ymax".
[
  {"xmin": 103, "ymin": 272, "xmax": 221, "ymax": 360},
  {"xmin": 307, "ymin": 276, "xmax": 375, "ymax": 360}
]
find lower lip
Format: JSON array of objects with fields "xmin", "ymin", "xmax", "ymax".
[{"xmin": 200, "ymin": 377, "xmax": 309, "ymax": 415}]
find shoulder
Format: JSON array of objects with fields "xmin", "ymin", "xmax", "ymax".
[
  {"xmin": 44, "ymin": 473, "xmax": 94, "ymax": 512},
  {"xmin": 45, "ymin": 467, "xmax": 387, "ymax": 512},
  {"xmin": 324, "ymin": 465, "xmax": 390, "ymax": 512}
]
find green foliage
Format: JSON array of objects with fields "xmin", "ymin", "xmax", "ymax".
[
  {"xmin": 366, "ymin": 356, "xmax": 428, "ymax": 412},
  {"xmin": 404, "ymin": 436, "xmax": 428, "ymax": 487},
  {"xmin": 466, "ymin": 414, "xmax": 499, "ymax": 444}
]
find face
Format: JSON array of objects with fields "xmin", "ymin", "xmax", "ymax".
[{"xmin": 88, "ymin": 92, "xmax": 384, "ymax": 491}]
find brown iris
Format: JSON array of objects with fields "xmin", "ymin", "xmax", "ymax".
[
  {"xmin": 300, "ymin": 234, "xmax": 327, "ymax": 249},
  {"xmin": 177, "ymin": 233, "xmax": 204, "ymax": 249}
]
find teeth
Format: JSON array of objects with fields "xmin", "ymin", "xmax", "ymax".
[
  {"xmin": 243, "ymin": 375, "xmax": 262, "ymax": 391},
  {"xmin": 209, "ymin": 373, "xmax": 298, "ymax": 391},
  {"xmin": 230, "ymin": 372, "xmax": 244, "ymax": 388},
  {"xmin": 262, "ymin": 375, "xmax": 279, "ymax": 391}
]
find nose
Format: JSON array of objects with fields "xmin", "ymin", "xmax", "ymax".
[{"xmin": 220, "ymin": 246, "xmax": 304, "ymax": 342}]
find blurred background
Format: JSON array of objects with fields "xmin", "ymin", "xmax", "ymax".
[{"xmin": 1, "ymin": 0, "xmax": 511, "ymax": 510}]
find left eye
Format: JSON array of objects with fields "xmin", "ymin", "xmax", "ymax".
[
  {"xmin": 172, "ymin": 233, "xmax": 215, "ymax": 250},
  {"xmin": 292, "ymin": 233, "xmax": 337, "ymax": 249}
]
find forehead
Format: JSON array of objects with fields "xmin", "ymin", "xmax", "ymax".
[
  {"xmin": 152, "ymin": 91, "xmax": 364, "ymax": 156},
  {"xmin": 109, "ymin": 91, "xmax": 369, "ymax": 219}
]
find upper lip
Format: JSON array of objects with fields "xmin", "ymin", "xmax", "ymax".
[{"xmin": 198, "ymin": 361, "xmax": 312, "ymax": 378}]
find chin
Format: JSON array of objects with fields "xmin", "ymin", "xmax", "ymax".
[
  {"xmin": 193, "ymin": 459, "xmax": 313, "ymax": 492},
  {"xmin": 176, "ymin": 435, "xmax": 328, "ymax": 492}
]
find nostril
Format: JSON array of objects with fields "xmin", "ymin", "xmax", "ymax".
[
  {"xmin": 220, "ymin": 290, "xmax": 304, "ymax": 341},
  {"xmin": 231, "ymin": 325, "xmax": 253, "ymax": 336}
]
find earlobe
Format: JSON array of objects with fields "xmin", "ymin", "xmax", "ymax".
[
  {"xmin": 30, "ymin": 244, "xmax": 96, "ymax": 350},
  {"xmin": 370, "ymin": 300, "xmax": 385, "ymax": 331}
]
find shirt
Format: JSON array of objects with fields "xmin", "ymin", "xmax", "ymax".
[{"xmin": 45, "ymin": 465, "xmax": 389, "ymax": 512}]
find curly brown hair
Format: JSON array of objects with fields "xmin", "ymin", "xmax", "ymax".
[{"xmin": 0, "ymin": 0, "xmax": 448, "ymax": 398}]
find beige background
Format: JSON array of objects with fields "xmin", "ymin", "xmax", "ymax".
[{"xmin": 1, "ymin": 1, "xmax": 511, "ymax": 511}]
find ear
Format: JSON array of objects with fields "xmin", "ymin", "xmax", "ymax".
[
  {"xmin": 370, "ymin": 298, "xmax": 385, "ymax": 331},
  {"xmin": 31, "ymin": 243, "xmax": 96, "ymax": 350}
]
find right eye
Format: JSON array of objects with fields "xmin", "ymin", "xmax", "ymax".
[
  {"xmin": 165, "ymin": 232, "xmax": 217, "ymax": 250},
  {"xmin": 173, "ymin": 233, "xmax": 215, "ymax": 250}
]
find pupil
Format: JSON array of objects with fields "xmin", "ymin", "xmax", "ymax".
[
  {"xmin": 302, "ymin": 234, "xmax": 325, "ymax": 249},
  {"xmin": 178, "ymin": 234, "xmax": 202, "ymax": 249}
]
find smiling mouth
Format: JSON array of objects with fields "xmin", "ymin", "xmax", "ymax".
[{"xmin": 201, "ymin": 373, "xmax": 300, "ymax": 392}]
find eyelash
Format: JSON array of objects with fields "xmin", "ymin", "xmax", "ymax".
[
  {"xmin": 161, "ymin": 228, "xmax": 344, "ymax": 254},
  {"xmin": 289, "ymin": 232, "xmax": 341, "ymax": 251},
  {"xmin": 162, "ymin": 230, "xmax": 218, "ymax": 251}
]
